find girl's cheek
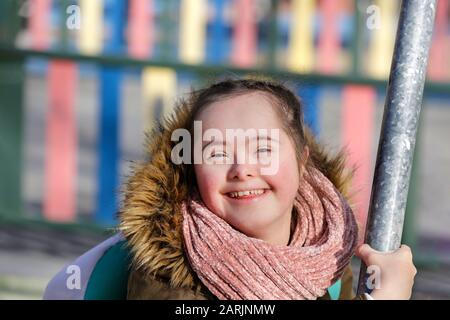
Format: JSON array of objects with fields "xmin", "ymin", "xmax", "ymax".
[
  {"xmin": 268, "ymin": 150, "xmax": 300, "ymax": 195},
  {"xmin": 194, "ymin": 165, "xmax": 226, "ymax": 201}
]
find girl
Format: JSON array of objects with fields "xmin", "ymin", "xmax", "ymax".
[{"xmin": 119, "ymin": 79, "xmax": 416, "ymax": 300}]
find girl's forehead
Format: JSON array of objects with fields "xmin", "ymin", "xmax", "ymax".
[{"xmin": 196, "ymin": 92, "xmax": 284, "ymax": 130}]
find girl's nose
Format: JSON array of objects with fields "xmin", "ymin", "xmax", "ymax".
[{"xmin": 227, "ymin": 163, "xmax": 258, "ymax": 181}]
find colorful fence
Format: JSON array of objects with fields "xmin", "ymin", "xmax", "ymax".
[{"xmin": 1, "ymin": 0, "xmax": 450, "ymax": 245}]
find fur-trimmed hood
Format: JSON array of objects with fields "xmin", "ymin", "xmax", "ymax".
[{"xmin": 118, "ymin": 101, "xmax": 353, "ymax": 295}]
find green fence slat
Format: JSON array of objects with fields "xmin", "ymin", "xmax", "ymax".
[
  {"xmin": 0, "ymin": 58, "xmax": 25, "ymax": 218},
  {"xmin": 0, "ymin": 0, "xmax": 21, "ymax": 45},
  {"xmin": 267, "ymin": 0, "xmax": 279, "ymax": 68},
  {"xmin": 0, "ymin": 0, "xmax": 24, "ymax": 219}
]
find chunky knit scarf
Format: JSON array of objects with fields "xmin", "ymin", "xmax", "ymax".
[{"xmin": 182, "ymin": 167, "xmax": 358, "ymax": 300}]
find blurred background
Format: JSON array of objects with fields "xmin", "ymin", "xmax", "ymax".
[{"xmin": 0, "ymin": 0, "xmax": 449, "ymax": 299}]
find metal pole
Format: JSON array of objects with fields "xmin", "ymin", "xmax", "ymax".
[{"xmin": 357, "ymin": 0, "xmax": 437, "ymax": 295}]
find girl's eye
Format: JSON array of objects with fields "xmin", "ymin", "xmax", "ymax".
[
  {"xmin": 211, "ymin": 152, "xmax": 227, "ymax": 158},
  {"xmin": 257, "ymin": 148, "xmax": 271, "ymax": 153}
]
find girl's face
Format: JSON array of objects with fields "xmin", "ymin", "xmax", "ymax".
[{"xmin": 193, "ymin": 92, "xmax": 302, "ymax": 245}]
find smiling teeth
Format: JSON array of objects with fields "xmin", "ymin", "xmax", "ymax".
[{"xmin": 228, "ymin": 189, "xmax": 265, "ymax": 198}]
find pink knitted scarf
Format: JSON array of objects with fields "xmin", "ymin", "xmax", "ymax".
[{"xmin": 182, "ymin": 167, "xmax": 358, "ymax": 300}]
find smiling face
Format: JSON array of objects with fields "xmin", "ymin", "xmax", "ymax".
[{"xmin": 193, "ymin": 92, "xmax": 303, "ymax": 245}]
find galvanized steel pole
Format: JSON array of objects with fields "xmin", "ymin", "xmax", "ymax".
[{"xmin": 357, "ymin": 0, "xmax": 437, "ymax": 295}]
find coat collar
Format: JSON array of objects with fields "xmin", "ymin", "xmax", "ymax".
[{"xmin": 119, "ymin": 101, "xmax": 354, "ymax": 292}]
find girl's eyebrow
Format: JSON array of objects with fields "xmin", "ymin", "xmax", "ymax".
[
  {"xmin": 201, "ymin": 136, "xmax": 279, "ymax": 151},
  {"xmin": 256, "ymin": 136, "xmax": 279, "ymax": 143},
  {"xmin": 202, "ymin": 139, "xmax": 224, "ymax": 151}
]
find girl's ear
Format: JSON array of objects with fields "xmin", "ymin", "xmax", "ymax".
[
  {"xmin": 299, "ymin": 146, "xmax": 310, "ymax": 177},
  {"xmin": 303, "ymin": 146, "xmax": 310, "ymax": 163}
]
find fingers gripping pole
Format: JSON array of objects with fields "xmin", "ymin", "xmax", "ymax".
[{"xmin": 357, "ymin": 0, "xmax": 437, "ymax": 295}]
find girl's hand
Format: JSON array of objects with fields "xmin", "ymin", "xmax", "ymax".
[{"xmin": 355, "ymin": 244, "xmax": 417, "ymax": 300}]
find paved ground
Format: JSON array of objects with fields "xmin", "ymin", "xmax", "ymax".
[
  {"xmin": 2, "ymin": 224, "xmax": 450, "ymax": 299},
  {"xmin": 0, "ymin": 224, "xmax": 110, "ymax": 299},
  {"xmin": 1, "ymin": 72, "xmax": 449, "ymax": 300}
]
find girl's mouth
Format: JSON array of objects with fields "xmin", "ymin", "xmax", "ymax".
[{"xmin": 225, "ymin": 189, "xmax": 270, "ymax": 201}]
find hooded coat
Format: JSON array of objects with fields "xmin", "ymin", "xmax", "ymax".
[{"xmin": 118, "ymin": 102, "xmax": 363, "ymax": 300}]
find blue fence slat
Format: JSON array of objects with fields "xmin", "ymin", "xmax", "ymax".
[
  {"xmin": 97, "ymin": 67, "xmax": 121, "ymax": 224},
  {"xmin": 298, "ymin": 85, "xmax": 320, "ymax": 136},
  {"xmin": 96, "ymin": 0, "xmax": 125, "ymax": 224},
  {"xmin": 209, "ymin": 0, "xmax": 227, "ymax": 63}
]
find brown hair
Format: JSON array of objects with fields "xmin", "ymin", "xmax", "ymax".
[{"xmin": 179, "ymin": 78, "xmax": 312, "ymax": 196}]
